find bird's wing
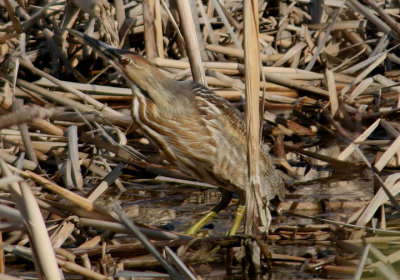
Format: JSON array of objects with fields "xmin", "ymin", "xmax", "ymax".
[
  {"xmin": 191, "ymin": 84, "xmax": 249, "ymax": 191},
  {"xmin": 192, "ymin": 83, "xmax": 247, "ymax": 140},
  {"xmin": 192, "ymin": 83, "xmax": 285, "ymax": 200}
]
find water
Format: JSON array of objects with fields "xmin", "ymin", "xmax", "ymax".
[{"xmin": 116, "ymin": 174, "xmax": 373, "ymax": 279}]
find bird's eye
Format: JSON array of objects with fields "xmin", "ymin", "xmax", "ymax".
[{"xmin": 120, "ymin": 57, "xmax": 131, "ymax": 65}]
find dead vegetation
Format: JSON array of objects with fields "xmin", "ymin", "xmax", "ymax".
[{"xmin": 0, "ymin": 0, "xmax": 400, "ymax": 279}]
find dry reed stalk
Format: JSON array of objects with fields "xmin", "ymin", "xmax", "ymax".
[
  {"xmin": 205, "ymin": 44, "xmax": 283, "ymax": 62},
  {"xmin": 205, "ymin": 75, "xmax": 238, "ymax": 88},
  {"xmin": 15, "ymin": 141, "xmax": 67, "ymax": 155},
  {"xmin": 345, "ymin": 236, "xmax": 400, "ymax": 245},
  {"xmin": 78, "ymin": 235, "xmax": 101, "ymax": 249},
  {"xmin": 17, "ymin": 168, "xmax": 95, "ymax": 211},
  {"xmin": 347, "ymin": 0, "xmax": 400, "ymax": 40},
  {"xmin": 262, "ymin": 67, "xmax": 324, "ymax": 78},
  {"xmin": 338, "ymin": 118, "xmax": 380, "ymax": 160},
  {"xmin": 210, "ymin": 0, "xmax": 242, "ymax": 49},
  {"xmin": 50, "ymin": 93, "xmax": 132, "ymax": 102},
  {"xmin": 35, "ymin": 78, "xmax": 132, "ymax": 96},
  {"xmin": 50, "ymin": 221, "xmax": 75, "ymax": 248},
  {"xmin": 51, "ymin": 111, "xmax": 132, "ymax": 127},
  {"xmin": 309, "ymin": 19, "xmax": 367, "ymax": 31},
  {"xmin": 374, "ymin": 135, "xmax": 400, "ymax": 171},
  {"xmin": 175, "ymin": 1, "xmax": 207, "ymax": 85},
  {"xmin": 205, "ymin": 69, "xmax": 245, "ymax": 89},
  {"xmin": 0, "ymin": 160, "xmax": 62, "ymax": 279},
  {"xmin": 19, "ymin": 59, "xmax": 123, "ymax": 116},
  {"xmin": 212, "ymin": 90, "xmax": 242, "ymax": 100},
  {"xmin": 272, "ymin": 42, "xmax": 307, "ymax": 67},
  {"xmin": 154, "ymin": 0, "xmax": 164, "ymax": 57},
  {"xmin": 15, "ymin": 110, "xmax": 38, "ymax": 166},
  {"xmin": 369, "ymin": 250, "xmax": 400, "ymax": 270},
  {"xmin": 13, "ymin": 78, "xmax": 100, "ymax": 114},
  {"xmin": 67, "ymin": 126, "xmax": 83, "ymax": 190},
  {"xmin": 374, "ymin": 262, "xmax": 400, "ymax": 280},
  {"xmin": 160, "ymin": 0, "xmax": 185, "ymax": 54},
  {"xmin": 143, "ymin": 0, "xmax": 158, "ymax": 59},
  {"xmin": 259, "ymin": 33, "xmax": 292, "ymax": 48},
  {"xmin": 30, "ymin": 119, "xmax": 64, "ymax": 137},
  {"xmin": 154, "ymin": 58, "xmax": 328, "ymax": 95},
  {"xmin": 55, "ymin": 256, "xmax": 108, "ymax": 280},
  {"xmin": 305, "ymin": 8, "xmax": 341, "ymax": 71},
  {"xmin": 111, "ymin": 203, "xmax": 185, "ymax": 280},
  {"xmin": 79, "ymin": 218, "xmax": 187, "ymax": 240},
  {"xmin": 87, "ymin": 162, "xmax": 124, "ymax": 201},
  {"xmin": 325, "ymin": 69, "xmax": 339, "ymax": 116},
  {"xmin": 363, "ymin": 0, "xmax": 400, "ymax": 38},
  {"xmin": 348, "ymin": 77, "xmax": 374, "ymax": 102},
  {"xmin": 243, "ymin": 0, "xmax": 262, "ymax": 236},
  {"xmin": 152, "ymin": 57, "xmax": 240, "ymax": 70},
  {"xmin": 70, "ymin": 235, "xmax": 240, "ymax": 258},
  {"xmin": 353, "ymin": 173, "xmax": 400, "ymax": 227},
  {"xmin": 341, "ymin": 53, "xmax": 385, "ymax": 75},
  {"xmin": 0, "ymin": 151, "xmax": 38, "ymax": 171},
  {"xmin": 197, "ymin": 0, "xmax": 225, "ymax": 61},
  {"xmin": 353, "ymin": 243, "xmax": 371, "ymax": 280},
  {"xmin": 0, "ymin": 104, "xmax": 56, "ymax": 130},
  {"xmin": 262, "ymin": 72, "xmax": 330, "ymax": 97}
]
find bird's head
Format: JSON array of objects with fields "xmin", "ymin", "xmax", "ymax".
[{"xmin": 69, "ymin": 29, "xmax": 189, "ymax": 114}]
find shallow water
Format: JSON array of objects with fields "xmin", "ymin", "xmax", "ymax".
[
  {"xmin": 297, "ymin": 178, "xmax": 373, "ymax": 201},
  {"xmin": 121, "ymin": 174, "xmax": 374, "ymax": 230},
  {"xmin": 117, "ymin": 174, "xmax": 373, "ymax": 279}
]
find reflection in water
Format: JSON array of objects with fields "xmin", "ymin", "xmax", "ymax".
[{"xmin": 297, "ymin": 179, "xmax": 373, "ymax": 201}]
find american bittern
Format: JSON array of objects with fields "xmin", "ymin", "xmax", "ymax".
[{"xmin": 70, "ymin": 30, "xmax": 285, "ymax": 235}]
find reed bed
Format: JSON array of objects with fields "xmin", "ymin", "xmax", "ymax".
[{"xmin": 0, "ymin": 0, "xmax": 400, "ymax": 279}]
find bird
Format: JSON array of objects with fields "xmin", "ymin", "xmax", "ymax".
[{"xmin": 69, "ymin": 29, "xmax": 285, "ymax": 235}]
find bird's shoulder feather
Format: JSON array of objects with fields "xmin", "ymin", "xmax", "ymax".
[{"xmin": 190, "ymin": 83, "xmax": 246, "ymax": 136}]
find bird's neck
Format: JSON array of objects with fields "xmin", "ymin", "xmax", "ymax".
[{"xmin": 143, "ymin": 76, "xmax": 195, "ymax": 117}]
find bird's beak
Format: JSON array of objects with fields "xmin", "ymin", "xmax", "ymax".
[{"xmin": 68, "ymin": 29, "xmax": 122, "ymax": 63}]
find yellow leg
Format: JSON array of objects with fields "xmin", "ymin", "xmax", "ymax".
[
  {"xmin": 228, "ymin": 204, "xmax": 245, "ymax": 236},
  {"xmin": 228, "ymin": 193, "xmax": 246, "ymax": 235},
  {"xmin": 186, "ymin": 190, "xmax": 232, "ymax": 235}
]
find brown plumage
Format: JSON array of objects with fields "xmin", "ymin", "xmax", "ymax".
[{"xmin": 70, "ymin": 30, "xmax": 285, "ymax": 235}]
